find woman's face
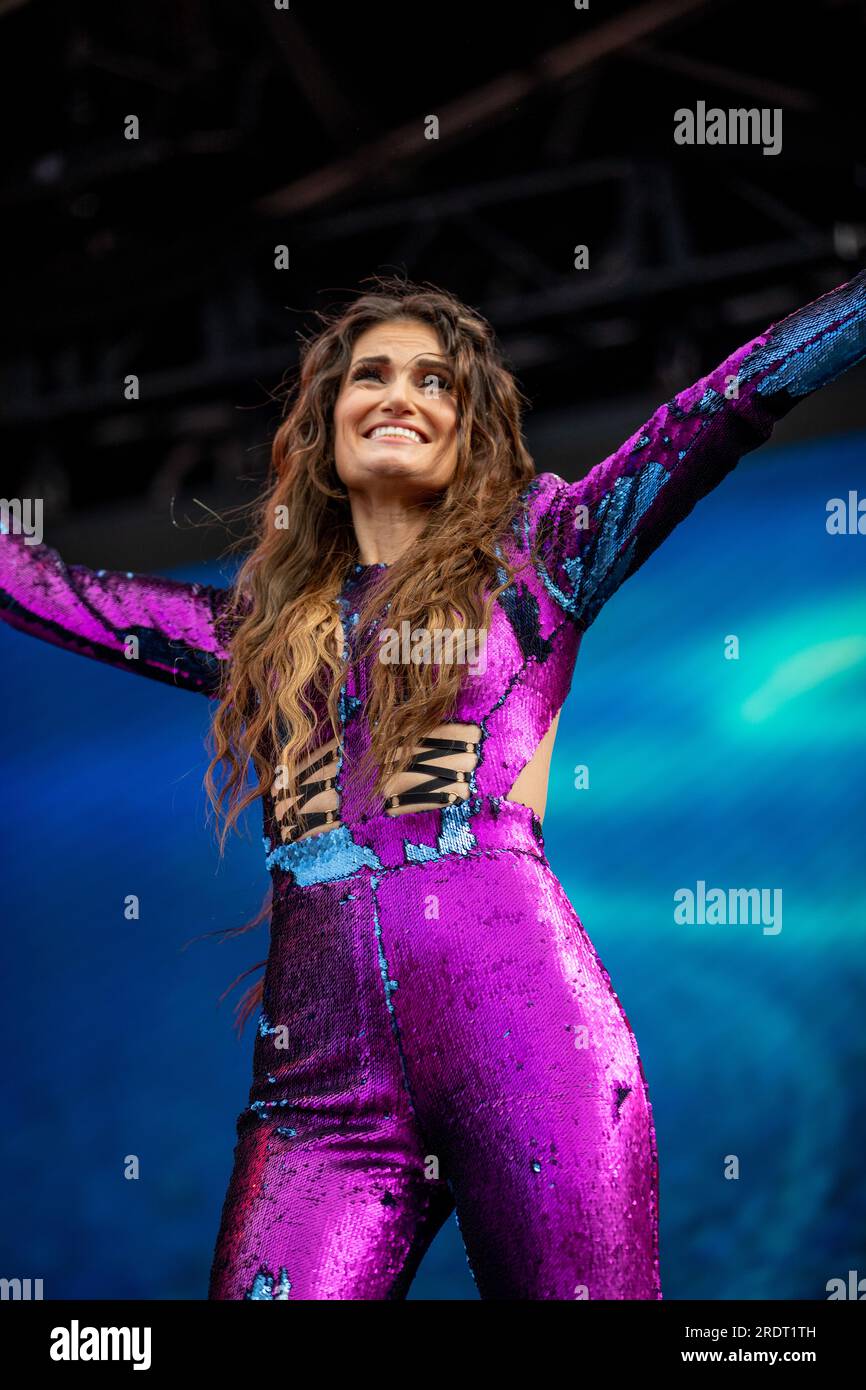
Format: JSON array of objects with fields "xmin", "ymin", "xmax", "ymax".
[{"xmin": 333, "ymin": 318, "xmax": 459, "ymax": 503}]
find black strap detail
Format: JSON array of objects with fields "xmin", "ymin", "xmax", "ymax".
[
  {"xmin": 277, "ymin": 732, "xmax": 481, "ymax": 835},
  {"xmin": 277, "ymin": 746, "xmax": 340, "ymax": 842},
  {"xmin": 283, "ymin": 809, "xmax": 340, "ymax": 840},
  {"xmin": 386, "ymin": 734, "xmax": 479, "ymax": 810},
  {"xmin": 294, "ymin": 747, "xmax": 338, "ymax": 804}
]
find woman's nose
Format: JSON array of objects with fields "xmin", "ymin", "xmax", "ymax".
[{"xmin": 381, "ymin": 375, "xmax": 414, "ymax": 409}]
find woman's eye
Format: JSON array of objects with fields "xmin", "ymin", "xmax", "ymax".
[{"xmin": 349, "ymin": 365, "xmax": 452, "ymax": 390}]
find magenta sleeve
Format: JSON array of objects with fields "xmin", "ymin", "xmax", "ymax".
[
  {"xmin": 0, "ymin": 525, "xmax": 235, "ymax": 697},
  {"xmin": 524, "ymin": 268, "xmax": 866, "ymax": 629}
]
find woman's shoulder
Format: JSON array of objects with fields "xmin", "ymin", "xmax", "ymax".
[
  {"xmin": 497, "ymin": 472, "xmax": 571, "ymax": 564},
  {"xmin": 516, "ymin": 471, "xmax": 567, "ymax": 513},
  {"xmin": 511, "ymin": 472, "xmax": 572, "ymax": 538}
]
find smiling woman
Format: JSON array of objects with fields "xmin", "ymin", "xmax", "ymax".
[
  {"xmin": 334, "ymin": 322, "xmax": 461, "ymax": 562},
  {"xmin": 2, "ymin": 270, "xmax": 865, "ymax": 1301}
]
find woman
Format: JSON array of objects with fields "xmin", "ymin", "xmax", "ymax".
[{"xmin": 2, "ymin": 271, "xmax": 864, "ymax": 1301}]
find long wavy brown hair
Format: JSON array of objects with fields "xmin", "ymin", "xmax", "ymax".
[{"xmin": 200, "ymin": 274, "xmax": 543, "ymax": 1031}]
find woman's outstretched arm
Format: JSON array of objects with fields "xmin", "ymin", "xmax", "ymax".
[
  {"xmin": 0, "ymin": 521, "xmax": 234, "ymax": 696},
  {"xmin": 524, "ymin": 268, "xmax": 866, "ymax": 629}
]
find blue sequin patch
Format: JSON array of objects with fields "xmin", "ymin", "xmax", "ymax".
[
  {"xmin": 264, "ymin": 823, "xmax": 383, "ymax": 882},
  {"xmin": 741, "ymin": 277, "xmax": 866, "ymax": 399},
  {"xmin": 245, "ymin": 1265, "xmax": 292, "ymax": 1300},
  {"xmin": 402, "ymin": 796, "xmax": 479, "ymax": 864},
  {"xmin": 404, "ymin": 841, "xmax": 441, "ymax": 863}
]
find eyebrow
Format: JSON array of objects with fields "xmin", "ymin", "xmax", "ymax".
[{"xmin": 350, "ymin": 354, "xmax": 453, "ymax": 371}]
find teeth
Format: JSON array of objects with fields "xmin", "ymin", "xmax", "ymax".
[{"xmin": 368, "ymin": 425, "xmax": 425, "ymax": 444}]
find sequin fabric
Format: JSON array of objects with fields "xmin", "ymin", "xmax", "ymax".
[
  {"xmin": 2, "ymin": 271, "xmax": 864, "ymax": 1299},
  {"xmin": 0, "ymin": 538, "xmax": 233, "ymax": 692}
]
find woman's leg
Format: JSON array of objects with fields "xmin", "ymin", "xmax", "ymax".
[
  {"xmin": 208, "ymin": 874, "xmax": 454, "ymax": 1299},
  {"xmin": 373, "ymin": 853, "xmax": 662, "ymax": 1300}
]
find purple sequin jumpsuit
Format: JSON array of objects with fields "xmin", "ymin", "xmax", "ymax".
[{"xmin": 2, "ymin": 272, "xmax": 864, "ymax": 1299}]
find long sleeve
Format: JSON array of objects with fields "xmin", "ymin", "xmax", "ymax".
[
  {"xmin": 526, "ymin": 268, "xmax": 866, "ymax": 629},
  {"xmin": 0, "ymin": 523, "xmax": 235, "ymax": 696}
]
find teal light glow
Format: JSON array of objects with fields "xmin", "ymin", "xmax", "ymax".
[{"xmin": 740, "ymin": 636, "xmax": 866, "ymax": 723}]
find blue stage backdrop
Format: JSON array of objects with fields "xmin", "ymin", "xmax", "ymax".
[{"xmin": 1, "ymin": 428, "xmax": 864, "ymax": 1300}]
